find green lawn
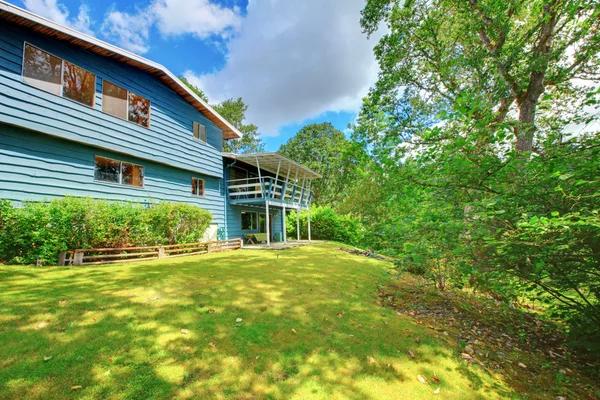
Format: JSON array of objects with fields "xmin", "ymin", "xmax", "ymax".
[{"xmin": 0, "ymin": 243, "xmax": 514, "ymax": 399}]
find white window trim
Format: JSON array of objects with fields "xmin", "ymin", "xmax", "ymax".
[
  {"xmin": 93, "ymin": 155, "xmax": 144, "ymax": 188},
  {"xmin": 22, "ymin": 41, "xmax": 97, "ymax": 109},
  {"xmin": 101, "ymin": 79, "xmax": 151, "ymax": 129}
]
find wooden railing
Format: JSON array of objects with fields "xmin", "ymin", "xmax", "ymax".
[
  {"xmin": 58, "ymin": 238, "xmax": 243, "ymax": 266},
  {"xmin": 227, "ymin": 177, "xmax": 312, "ymax": 207}
]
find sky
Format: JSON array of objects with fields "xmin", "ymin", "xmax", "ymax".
[{"xmin": 11, "ymin": 0, "xmax": 381, "ymax": 150}]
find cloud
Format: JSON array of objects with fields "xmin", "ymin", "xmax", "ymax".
[
  {"xmin": 22, "ymin": 0, "xmax": 94, "ymax": 35},
  {"xmin": 184, "ymin": 0, "xmax": 381, "ymax": 136},
  {"xmin": 99, "ymin": 0, "xmax": 242, "ymax": 54},
  {"xmin": 100, "ymin": 9, "xmax": 153, "ymax": 54}
]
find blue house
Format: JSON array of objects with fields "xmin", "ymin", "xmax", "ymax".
[{"xmin": 0, "ymin": 1, "xmax": 319, "ymax": 246}]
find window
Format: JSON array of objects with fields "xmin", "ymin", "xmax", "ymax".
[
  {"xmin": 94, "ymin": 156, "xmax": 144, "ymax": 187},
  {"xmin": 23, "ymin": 43, "xmax": 96, "ymax": 107},
  {"xmin": 102, "ymin": 80, "xmax": 150, "ymax": 127},
  {"xmin": 241, "ymin": 211, "xmax": 258, "ymax": 230},
  {"xmin": 193, "ymin": 122, "xmax": 207, "ymax": 143},
  {"xmin": 191, "ymin": 177, "xmax": 205, "ymax": 196}
]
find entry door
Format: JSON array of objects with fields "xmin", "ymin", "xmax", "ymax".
[{"xmin": 259, "ymin": 213, "xmax": 274, "ymax": 234}]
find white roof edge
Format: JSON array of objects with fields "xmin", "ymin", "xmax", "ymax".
[
  {"xmin": 222, "ymin": 152, "xmax": 322, "ymax": 178},
  {"xmin": 0, "ymin": 0, "xmax": 243, "ymax": 140}
]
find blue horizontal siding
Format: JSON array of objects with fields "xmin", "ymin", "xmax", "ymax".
[
  {"xmin": 0, "ymin": 125, "xmax": 225, "ymax": 225},
  {"xmin": 0, "ymin": 23, "xmax": 224, "ymax": 178}
]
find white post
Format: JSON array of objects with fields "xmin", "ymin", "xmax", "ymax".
[
  {"xmin": 256, "ymin": 156, "xmax": 263, "ymax": 198},
  {"xmin": 282, "ymin": 206, "xmax": 287, "ymax": 243},
  {"xmin": 296, "ymin": 208, "xmax": 300, "ymax": 241},
  {"xmin": 307, "ymin": 206, "xmax": 312, "ymax": 244},
  {"xmin": 273, "ymin": 160, "xmax": 281, "ymax": 199},
  {"xmin": 284, "ymin": 164, "xmax": 292, "ymax": 201},
  {"xmin": 266, "ymin": 201, "xmax": 271, "ymax": 247}
]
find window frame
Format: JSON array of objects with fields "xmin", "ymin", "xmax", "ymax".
[
  {"xmin": 193, "ymin": 122, "xmax": 207, "ymax": 143},
  {"xmin": 241, "ymin": 211, "xmax": 259, "ymax": 231},
  {"xmin": 191, "ymin": 177, "xmax": 205, "ymax": 197},
  {"xmin": 93, "ymin": 155, "xmax": 144, "ymax": 188},
  {"xmin": 22, "ymin": 42, "xmax": 97, "ymax": 109},
  {"xmin": 101, "ymin": 79, "xmax": 151, "ymax": 128}
]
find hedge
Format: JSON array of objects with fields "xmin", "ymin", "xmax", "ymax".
[
  {"xmin": 0, "ymin": 197, "xmax": 212, "ymax": 265},
  {"xmin": 286, "ymin": 206, "xmax": 364, "ymax": 245}
]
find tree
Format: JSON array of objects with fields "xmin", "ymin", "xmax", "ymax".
[
  {"xmin": 279, "ymin": 123, "xmax": 363, "ymax": 206},
  {"xmin": 178, "ymin": 77, "xmax": 265, "ymax": 153},
  {"xmin": 361, "ymin": 0, "xmax": 600, "ymax": 153}
]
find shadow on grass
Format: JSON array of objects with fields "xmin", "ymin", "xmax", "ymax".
[{"xmin": 1, "ymin": 244, "xmax": 513, "ymax": 399}]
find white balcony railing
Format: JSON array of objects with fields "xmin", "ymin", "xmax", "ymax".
[{"xmin": 227, "ymin": 177, "xmax": 312, "ymax": 208}]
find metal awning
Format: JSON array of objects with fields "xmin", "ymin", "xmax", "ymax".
[{"xmin": 223, "ymin": 153, "xmax": 321, "ymax": 179}]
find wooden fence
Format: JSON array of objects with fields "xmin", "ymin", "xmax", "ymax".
[{"xmin": 58, "ymin": 238, "xmax": 243, "ymax": 266}]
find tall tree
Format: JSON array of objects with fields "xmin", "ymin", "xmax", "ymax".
[
  {"xmin": 279, "ymin": 123, "xmax": 363, "ymax": 206},
  {"xmin": 361, "ymin": 0, "xmax": 600, "ymax": 153},
  {"xmin": 179, "ymin": 77, "xmax": 265, "ymax": 153}
]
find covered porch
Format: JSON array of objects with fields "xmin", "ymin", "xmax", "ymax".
[{"xmin": 223, "ymin": 152, "xmax": 321, "ymax": 248}]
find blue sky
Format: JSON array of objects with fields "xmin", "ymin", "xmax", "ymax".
[{"xmin": 12, "ymin": 0, "xmax": 380, "ymax": 150}]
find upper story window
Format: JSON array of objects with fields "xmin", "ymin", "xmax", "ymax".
[
  {"xmin": 94, "ymin": 156, "xmax": 144, "ymax": 187},
  {"xmin": 193, "ymin": 122, "xmax": 207, "ymax": 143},
  {"xmin": 191, "ymin": 177, "xmax": 205, "ymax": 196},
  {"xmin": 23, "ymin": 43, "xmax": 96, "ymax": 107},
  {"xmin": 102, "ymin": 80, "xmax": 150, "ymax": 128}
]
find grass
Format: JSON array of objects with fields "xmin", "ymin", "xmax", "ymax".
[{"xmin": 0, "ymin": 242, "xmax": 517, "ymax": 399}]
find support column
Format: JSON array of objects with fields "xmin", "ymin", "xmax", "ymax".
[
  {"xmin": 282, "ymin": 206, "xmax": 287, "ymax": 243},
  {"xmin": 296, "ymin": 209, "xmax": 300, "ymax": 241},
  {"xmin": 307, "ymin": 207, "xmax": 312, "ymax": 243},
  {"xmin": 266, "ymin": 201, "xmax": 271, "ymax": 247}
]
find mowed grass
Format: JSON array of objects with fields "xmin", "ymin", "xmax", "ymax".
[{"xmin": 0, "ymin": 243, "xmax": 514, "ymax": 399}]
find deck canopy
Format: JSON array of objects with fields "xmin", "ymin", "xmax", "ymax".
[
  {"xmin": 223, "ymin": 153, "xmax": 321, "ymax": 180},
  {"xmin": 0, "ymin": 1, "xmax": 242, "ymax": 140}
]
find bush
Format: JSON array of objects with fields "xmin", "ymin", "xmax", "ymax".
[
  {"xmin": 0, "ymin": 197, "xmax": 212, "ymax": 265},
  {"xmin": 286, "ymin": 206, "xmax": 363, "ymax": 245}
]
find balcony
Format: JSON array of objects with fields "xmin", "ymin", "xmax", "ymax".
[{"xmin": 227, "ymin": 176, "xmax": 312, "ymax": 209}]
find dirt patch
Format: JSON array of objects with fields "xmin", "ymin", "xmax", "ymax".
[{"xmin": 378, "ymin": 274, "xmax": 600, "ymax": 399}]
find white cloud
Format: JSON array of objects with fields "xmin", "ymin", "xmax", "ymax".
[
  {"xmin": 184, "ymin": 0, "xmax": 381, "ymax": 136},
  {"xmin": 152, "ymin": 0, "xmax": 241, "ymax": 39},
  {"xmin": 23, "ymin": 0, "xmax": 94, "ymax": 35},
  {"xmin": 101, "ymin": 9, "xmax": 153, "ymax": 54},
  {"xmin": 99, "ymin": 0, "xmax": 242, "ymax": 54}
]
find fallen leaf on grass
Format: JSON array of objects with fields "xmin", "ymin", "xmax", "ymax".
[
  {"xmin": 368, "ymin": 356, "xmax": 376, "ymax": 365},
  {"xmin": 431, "ymin": 374, "xmax": 440, "ymax": 384},
  {"xmin": 208, "ymin": 341, "xmax": 216, "ymax": 347},
  {"xmin": 180, "ymin": 329, "xmax": 189, "ymax": 334},
  {"xmin": 337, "ymin": 311, "xmax": 345, "ymax": 318},
  {"xmin": 236, "ymin": 318, "xmax": 243, "ymax": 323},
  {"xmin": 415, "ymin": 337, "xmax": 420, "ymax": 343},
  {"xmin": 71, "ymin": 386, "xmax": 82, "ymax": 391},
  {"xmin": 291, "ymin": 328, "xmax": 297, "ymax": 334},
  {"xmin": 417, "ymin": 375, "xmax": 428, "ymax": 384},
  {"xmin": 59, "ymin": 299, "xmax": 66, "ymax": 304},
  {"xmin": 461, "ymin": 353, "xmax": 472, "ymax": 360},
  {"xmin": 43, "ymin": 356, "xmax": 52, "ymax": 362},
  {"xmin": 37, "ymin": 322, "xmax": 49, "ymax": 329},
  {"xmin": 433, "ymin": 388, "xmax": 440, "ymax": 395},
  {"xmin": 408, "ymin": 350, "xmax": 415, "ymax": 359},
  {"xmin": 518, "ymin": 362, "xmax": 527, "ymax": 369}
]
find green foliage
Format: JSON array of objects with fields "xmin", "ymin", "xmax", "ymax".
[
  {"xmin": 0, "ymin": 197, "xmax": 212, "ymax": 265},
  {"xmin": 279, "ymin": 123, "xmax": 366, "ymax": 206},
  {"xmin": 178, "ymin": 77, "xmax": 265, "ymax": 154},
  {"xmin": 286, "ymin": 206, "xmax": 363, "ymax": 245}
]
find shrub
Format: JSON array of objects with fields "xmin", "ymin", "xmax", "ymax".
[
  {"xmin": 286, "ymin": 206, "xmax": 364, "ymax": 245},
  {"xmin": 0, "ymin": 197, "xmax": 212, "ymax": 265}
]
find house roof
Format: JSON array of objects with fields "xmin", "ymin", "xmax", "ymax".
[
  {"xmin": 223, "ymin": 153, "xmax": 322, "ymax": 179},
  {"xmin": 0, "ymin": 0, "xmax": 243, "ymax": 140}
]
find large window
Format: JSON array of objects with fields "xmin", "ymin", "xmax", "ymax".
[
  {"xmin": 191, "ymin": 177, "xmax": 205, "ymax": 196},
  {"xmin": 102, "ymin": 80, "xmax": 150, "ymax": 128},
  {"xmin": 23, "ymin": 43, "xmax": 96, "ymax": 107},
  {"xmin": 94, "ymin": 156, "xmax": 144, "ymax": 187},
  {"xmin": 241, "ymin": 211, "xmax": 258, "ymax": 230}
]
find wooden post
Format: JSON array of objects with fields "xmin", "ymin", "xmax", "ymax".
[
  {"xmin": 308, "ymin": 206, "xmax": 312, "ymax": 244},
  {"xmin": 296, "ymin": 209, "xmax": 300, "ymax": 241},
  {"xmin": 158, "ymin": 247, "xmax": 165, "ymax": 258},
  {"xmin": 266, "ymin": 202, "xmax": 271, "ymax": 247},
  {"xmin": 57, "ymin": 251, "xmax": 66, "ymax": 266},
  {"xmin": 239, "ymin": 238, "xmax": 243, "ymax": 249},
  {"xmin": 207, "ymin": 243, "xmax": 213, "ymax": 253},
  {"xmin": 73, "ymin": 251, "xmax": 83, "ymax": 266},
  {"xmin": 282, "ymin": 206, "xmax": 287, "ymax": 243}
]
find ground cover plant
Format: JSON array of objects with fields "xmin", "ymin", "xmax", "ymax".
[{"xmin": 1, "ymin": 243, "xmax": 596, "ymax": 399}]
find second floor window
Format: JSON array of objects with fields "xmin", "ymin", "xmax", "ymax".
[
  {"xmin": 191, "ymin": 177, "xmax": 205, "ymax": 196},
  {"xmin": 193, "ymin": 122, "xmax": 207, "ymax": 143},
  {"xmin": 94, "ymin": 156, "xmax": 144, "ymax": 187},
  {"xmin": 102, "ymin": 80, "xmax": 150, "ymax": 128},
  {"xmin": 23, "ymin": 43, "xmax": 96, "ymax": 107}
]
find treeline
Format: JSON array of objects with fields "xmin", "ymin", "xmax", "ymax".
[{"xmin": 280, "ymin": 0, "xmax": 600, "ymax": 352}]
